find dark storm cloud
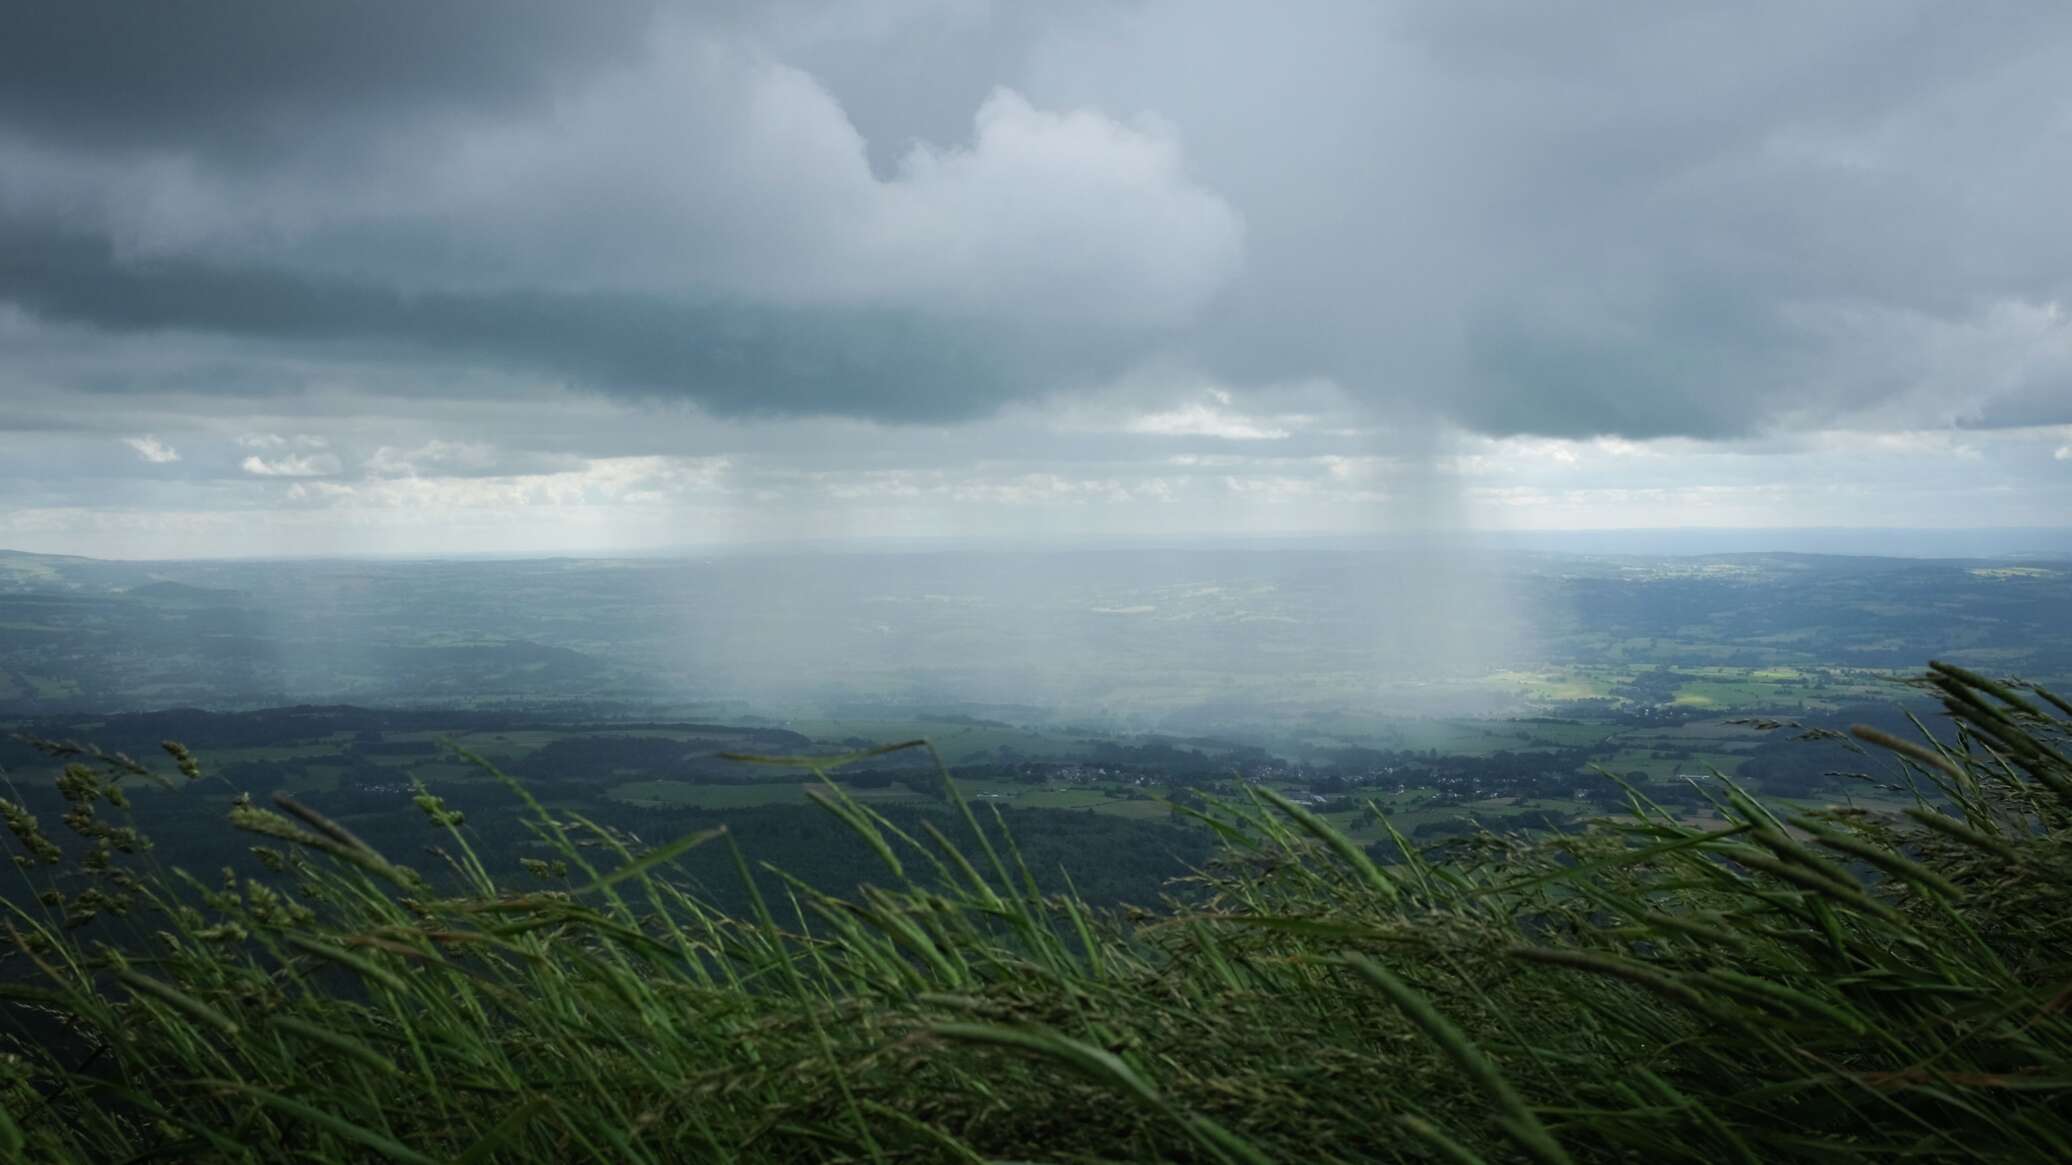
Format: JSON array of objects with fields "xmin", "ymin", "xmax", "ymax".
[
  {"xmin": 0, "ymin": 222, "xmax": 1130, "ymax": 421},
  {"xmin": 2, "ymin": 0, "xmax": 2070, "ymax": 440},
  {"xmin": 0, "ymin": 0, "xmax": 666, "ymax": 157}
]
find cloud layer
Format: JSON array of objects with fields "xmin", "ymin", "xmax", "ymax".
[{"xmin": 2, "ymin": 1, "xmax": 2069, "ymax": 555}]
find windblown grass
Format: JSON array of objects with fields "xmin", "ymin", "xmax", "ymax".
[{"xmin": 2, "ymin": 659, "xmax": 2070, "ymax": 1162}]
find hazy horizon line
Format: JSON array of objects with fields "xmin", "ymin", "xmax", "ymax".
[{"xmin": 8, "ymin": 525, "xmax": 2072, "ymax": 566}]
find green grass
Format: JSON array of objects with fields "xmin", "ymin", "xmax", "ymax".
[
  {"xmin": 610, "ymin": 779, "xmax": 927, "ymax": 808},
  {"xmin": 780, "ymin": 718, "xmax": 1086, "ymax": 765},
  {"xmin": 1085, "ymin": 797, "xmax": 1172, "ymax": 820},
  {"xmin": 611, "ymin": 779, "xmax": 810, "ymax": 807},
  {"xmin": 208, "ymin": 739, "xmax": 358, "ymax": 764},
  {"xmin": 1009, "ymin": 787, "xmax": 1116, "ymax": 810},
  {"xmin": 3, "ymin": 661, "xmax": 2072, "ymax": 1161},
  {"xmin": 607, "ymin": 777, "xmax": 1177, "ymax": 821},
  {"xmin": 20, "ymin": 673, "xmax": 79, "ymax": 699}
]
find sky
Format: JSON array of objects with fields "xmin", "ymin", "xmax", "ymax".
[{"xmin": 2, "ymin": 0, "xmax": 2070, "ymax": 559}]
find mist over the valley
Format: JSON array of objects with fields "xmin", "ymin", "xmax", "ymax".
[{"xmin": 7, "ymin": 538, "xmax": 2069, "ymax": 747}]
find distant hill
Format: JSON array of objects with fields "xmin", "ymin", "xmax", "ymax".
[{"xmin": 124, "ymin": 580, "xmax": 239, "ymax": 601}]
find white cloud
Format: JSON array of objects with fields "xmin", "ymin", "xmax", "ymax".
[
  {"xmin": 237, "ymin": 433, "xmax": 328, "ymax": 450},
  {"xmin": 1221, "ymin": 474, "xmax": 1315, "ymax": 500},
  {"xmin": 1127, "ymin": 403, "xmax": 1289, "ymax": 440},
  {"xmin": 801, "ymin": 467, "xmax": 1147, "ymax": 505},
  {"xmin": 1121, "ymin": 391, "xmax": 1292, "ymax": 440},
  {"xmin": 284, "ymin": 455, "xmax": 730, "ymax": 510},
  {"xmin": 241, "ymin": 452, "xmax": 343, "ymax": 477},
  {"xmin": 953, "ymin": 472, "xmax": 1133, "ymax": 504},
  {"xmin": 1452, "ymin": 434, "xmax": 1686, "ymax": 475},
  {"xmin": 1317, "ymin": 455, "xmax": 1386, "ymax": 483},
  {"xmin": 120, "ymin": 435, "xmax": 180, "ymax": 463},
  {"xmin": 364, "ymin": 440, "xmax": 499, "ymax": 478}
]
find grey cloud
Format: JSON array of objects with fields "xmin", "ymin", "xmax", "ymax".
[
  {"xmin": 0, "ymin": 222, "xmax": 1138, "ymax": 422},
  {"xmin": 3, "ymin": 0, "xmax": 2071, "ymax": 442},
  {"xmin": 1456, "ymin": 282, "xmax": 1815, "ymax": 439},
  {"xmin": 0, "ymin": 7, "xmax": 1240, "ymax": 420},
  {"xmin": 1027, "ymin": 0, "xmax": 2072, "ymax": 438},
  {"xmin": 755, "ymin": 3, "xmax": 1100, "ymax": 177},
  {"xmin": 0, "ymin": 0, "xmax": 666, "ymax": 158},
  {"xmin": 1966, "ymin": 381, "xmax": 2072, "ymax": 431}
]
